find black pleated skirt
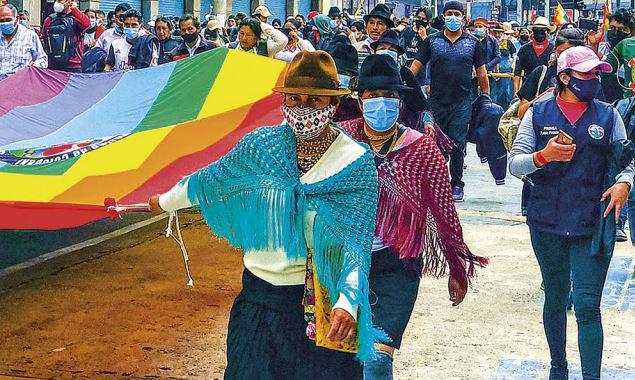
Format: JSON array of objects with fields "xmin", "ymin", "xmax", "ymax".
[{"xmin": 224, "ymin": 269, "xmax": 363, "ymax": 380}]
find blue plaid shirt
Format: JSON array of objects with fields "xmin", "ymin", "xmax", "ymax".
[{"xmin": 0, "ymin": 24, "xmax": 48, "ymax": 80}]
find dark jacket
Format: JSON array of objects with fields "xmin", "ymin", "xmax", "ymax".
[
  {"xmin": 527, "ymin": 96, "xmax": 614, "ymax": 237},
  {"xmin": 616, "ymin": 96, "xmax": 635, "ymax": 141},
  {"xmin": 167, "ymin": 38, "xmax": 215, "ymax": 61},
  {"xmin": 158, "ymin": 35, "xmax": 183, "ymax": 64},
  {"xmin": 481, "ymin": 34, "xmax": 501, "ymax": 72},
  {"xmin": 128, "ymin": 34, "xmax": 159, "ymax": 69},
  {"xmin": 468, "ymin": 93, "xmax": 506, "ymax": 184}
]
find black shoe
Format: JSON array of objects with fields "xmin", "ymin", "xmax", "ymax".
[{"xmin": 616, "ymin": 220, "xmax": 628, "ymax": 242}]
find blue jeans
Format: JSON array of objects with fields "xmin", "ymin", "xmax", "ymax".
[
  {"xmin": 530, "ymin": 229, "xmax": 610, "ymax": 380},
  {"xmin": 364, "ymin": 351, "xmax": 393, "ymax": 380},
  {"xmin": 430, "ymin": 98, "xmax": 472, "ymax": 188}
]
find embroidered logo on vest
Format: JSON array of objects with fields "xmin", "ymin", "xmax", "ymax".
[{"xmin": 588, "ymin": 124, "xmax": 604, "ymax": 140}]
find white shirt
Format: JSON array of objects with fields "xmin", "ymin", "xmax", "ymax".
[
  {"xmin": 0, "ymin": 24, "xmax": 47, "ymax": 80},
  {"xmin": 159, "ymin": 130, "xmax": 365, "ymax": 319},
  {"xmin": 107, "ymin": 38, "xmax": 133, "ymax": 72},
  {"xmin": 96, "ymin": 27, "xmax": 124, "ymax": 54}
]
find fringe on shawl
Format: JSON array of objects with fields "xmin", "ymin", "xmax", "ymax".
[
  {"xmin": 312, "ymin": 214, "xmax": 390, "ymax": 362},
  {"xmin": 186, "ymin": 151, "xmax": 388, "ymax": 362},
  {"xmin": 375, "ymin": 183, "xmax": 489, "ymax": 288}
]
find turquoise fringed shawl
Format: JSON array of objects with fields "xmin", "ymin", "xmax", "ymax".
[{"xmin": 185, "ymin": 124, "xmax": 386, "ymax": 361}]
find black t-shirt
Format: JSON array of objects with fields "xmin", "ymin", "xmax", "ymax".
[
  {"xmin": 517, "ymin": 65, "xmax": 555, "ymax": 101},
  {"xmin": 513, "ymin": 42, "xmax": 553, "ymax": 78},
  {"xmin": 415, "ymin": 31, "xmax": 486, "ymax": 105}
]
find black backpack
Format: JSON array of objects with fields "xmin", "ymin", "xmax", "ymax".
[{"xmin": 45, "ymin": 14, "xmax": 75, "ymax": 68}]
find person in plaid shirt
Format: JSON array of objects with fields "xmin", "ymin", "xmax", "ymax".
[{"xmin": 0, "ymin": 4, "xmax": 47, "ymax": 80}]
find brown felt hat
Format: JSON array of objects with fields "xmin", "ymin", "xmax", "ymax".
[{"xmin": 272, "ymin": 51, "xmax": 351, "ymax": 96}]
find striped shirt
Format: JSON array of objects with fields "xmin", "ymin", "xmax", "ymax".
[
  {"xmin": 354, "ymin": 37, "xmax": 375, "ymax": 71},
  {"xmin": 0, "ymin": 24, "xmax": 48, "ymax": 80}
]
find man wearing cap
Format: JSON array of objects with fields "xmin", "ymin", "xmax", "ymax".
[
  {"xmin": 513, "ymin": 16, "xmax": 554, "ymax": 94},
  {"xmin": 489, "ymin": 22, "xmax": 517, "ymax": 108},
  {"xmin": 510, "ymin": 45, "xmax": 632, "ymax": 380},
  {"xmin": 410, "ymin": 0, "xmax": 489, "ymax": 202},
  {"xmin": 339, "ymin": 54, "xmax": 486, "ymax": 379},
  {"xmin": 251, "ymin": 5, "xmax": 271, "ymax": 24},
  {"xmin": 148, "ymin": 50, "xmax": 384, "ymax": 379},
  {"xmin": 354, "ymin": 3, "xmax": 393, "ymax": 70},
  {"xmin": 474, "ymin": 18, "xmax": 501, "ymax": 73},
  {"xmin": 203, "ymin": 18, "xmax": 227, "ymax": 47}
]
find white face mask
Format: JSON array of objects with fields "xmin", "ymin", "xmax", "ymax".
[
  {"xmin": 53, "ymin": 2, "xmax": 65, "ymax": 13},
  {"xmin": 282, "ymin": 103, "xmax": 336, "ymax": 140},
  {"xmin": 376, "ymin": 49, "xmax": 399, "ymax": 65}
]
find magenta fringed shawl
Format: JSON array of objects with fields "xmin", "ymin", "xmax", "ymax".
[{"xmin": 339, "ymin": 118, "xmax": 488, "ymax": 287}]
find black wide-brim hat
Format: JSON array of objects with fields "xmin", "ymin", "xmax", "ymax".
[
  {"xmin": 331, "ymin": 44, "xmax": 359, "ymax": 76},
  {"xmin": 363, "ymin": 4, "xmax": 394, "ymax": 28},
  {"xmin": 353, "ymin": 54, "xmax": 411, "ymax": 92},
  {"xmin": 369, "ymin": 30, "xmax": 405, "ymax": 55}
]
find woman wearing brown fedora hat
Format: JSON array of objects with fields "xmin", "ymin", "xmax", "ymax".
[
  {"xmin": 148, "ymin": 51, "xmax": 384, "ymax": 379},
  {"xmin": 339, "ymin": 54, "xmax": 488, "ymax": 379}
]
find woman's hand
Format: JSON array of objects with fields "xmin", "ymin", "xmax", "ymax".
[
  {"xmin": 327, "ymin": 308, "xmax": 356, "ymax": 342},
  {"xmin": 149, "ymin": 194, "xmax": 162, "ymax": 213},
  {"xmin": 448, "ymin": 274, "xmax": 467, "ymax": 306},
  {"xmin": 601, "ymin": 182, "xmax": 631, "ymax": 222},
  {"xmin": 541, "ymin": 136, "xmax": 576, "ymax": 163}
]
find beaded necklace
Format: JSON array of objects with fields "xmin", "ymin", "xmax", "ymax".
[{"xmin": 296, "ymin": 126, "xmax": 340, "ymax": 175}]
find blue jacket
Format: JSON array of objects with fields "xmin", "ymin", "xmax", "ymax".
[
  {"xmin": 481, "ymin": 34, "xmax": 501, "ymax": 72},
  {"xmin": 469, "ymin": 93, "xmax": 506, "ymax": 184},
  {"xmin": 527, "ymin": 95, "xmax": 614, "ymax": 237},
  {"xmin": 128, "ymin": 34, "xmax": 159, "ymax": 69}
]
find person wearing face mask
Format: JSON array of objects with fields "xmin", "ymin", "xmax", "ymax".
[
  {"xmin": 410, "ymin": 0, "xmax": 490, "ymax": 202},
  {"xmin": 166, "ymin": 15, "xmax": 214, "ymax": 61},
  {"xmin": 370, "ymin": 30, "xmax": 434, "ymax": 138},
  {"xmin": 203, "ymin": 19, "xmax": 228, "ymax": 48},
  {"xmin": 602, "ymin": 10, "xmax": 635, "ymax": 100},
  {"xmin": 518, "ymin": 27, "xmax": 531, "ymax": 46},
  {"xmin": 0, "ymin": 4, "xmax": 47, "ymax": 80},
  {"xmin": 350, "ymin": 20, "xmax": 366, "ymax": 43},
  {"xmin": 96, "ymin": 3, "xmax": 131, "ymax": 53},
  {"xmin": 17, "ymin": 10, "xmax": 28, "ymax": 28},
  {"xmin": 104, "ymin": 9, "xmax": 157, "ymax": 71},
  {"xmin": 339, "ymin": 54, "xmax": 487, "ymax": 379},
  {"xmin": 403, "ymin": 7, "xmax": 437, "ymax": 94},
  {"xmin": 354, "ymin": 4, "xmax": 392, "ymax": 70},
  {"xmin": 513, "ymin": 17, "xmax": 555, "ymax": 95},
  {"xmin": 312, "ymin": 15, "xmax": 334, "ymax": 51},
  {"xmin": 83, "ymin": 9, "xmax": 105, "ymax": 50},
  {"xmin": 148, "ymin": 51, "xmax": 382, "ymax": 380},
  {"xmin": 41, "ymin": 0, "xmax": 91, "ymax": 72},
  {"xmin": 153, "ymin": 16, "xmax": 181, "ymax": 64},
  {"xmin": 509, "ymin": 46, "xmax": 633, "ymax": 380},
  {"xmin": 474, "ymin": 18, "xmax": 501, "ymax": 73},
  {"xmin": 595, "ymin": 9, "xmax": 634, "ymax": 103}
]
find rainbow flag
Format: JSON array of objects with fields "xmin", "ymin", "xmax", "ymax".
[
  {"xmin": 0, "ymin": 48, "xmax": 286, "ymax": 230},
  {"xmin": 553, "ymin": 2, "xmax": 570, "ymax": 26}
]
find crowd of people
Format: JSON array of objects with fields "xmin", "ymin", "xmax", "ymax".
[{"xmin": 2, "ymin": 1, "xmax": 635, "ymax": 379}]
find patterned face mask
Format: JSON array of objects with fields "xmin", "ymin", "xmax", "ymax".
[{"xmin": 282, "ymin": 103, "xmax": 336, "ymax": 140}]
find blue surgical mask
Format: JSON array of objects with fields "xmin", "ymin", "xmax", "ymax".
[
  {"xmin": 376, "ymin": 49, "xmax": 399, "ymax": 65},
  {"xmin": 338, "ymin": 74, "xmax": 351, "ymax": 89},
  {"xmin": 445, "ymin": 15, "xmax": 463, "ymax": 32},
  {"xmin": 567, "ymin": 76, "xmax": 600, "ymax": 103},
  {"xmin": 474, "ymin": 27, "xmax": 485, "ymax": 38},
  {"xmin": 329, "ymin": 19, "xmax": 337, "ymax": 29},
  {"xmin": 115, "ymin": 24, "xmax": 124, "ymax": 34},
  {"xmin": 362, "ymin": 97, "xmax": 400, "ymax": 132},
  {"xmin": 19, "ymin": 20, "xmax": 28, "ymax": 27},
  {"xmin": 90, "ymin": 18, "xmax": 97, "ymax": 28},
  {"xmin": 0, "ymin": 21, "xmax": 15, "ymax": 35},
  {"xmin": 124, "ymin": 27, "xmax": 139, "ymax": 40}
]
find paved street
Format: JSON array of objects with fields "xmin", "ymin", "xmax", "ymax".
[{"xmin": 0, "ymin": 148, "xmax": 633, "ymax": 379}]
